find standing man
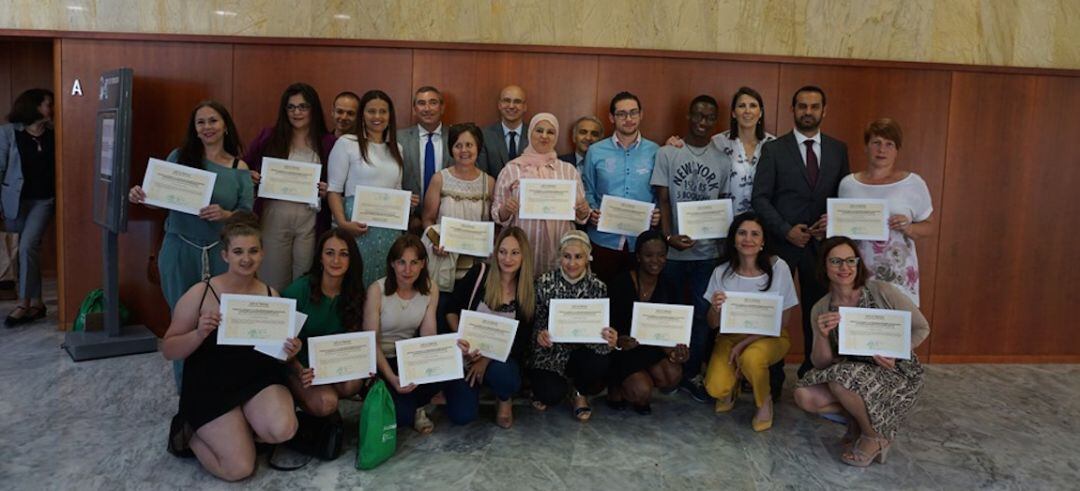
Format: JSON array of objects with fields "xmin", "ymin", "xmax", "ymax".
[
  {"xmin": 398, "ymin": 86, "xmax": 450, "ymax": 201},
  {"xmin": 330, "ymin": 91, "xmax": 360, "ymax": 138},
  {"xmin": 478, "ymin": 85, "xmax": 528, "ymax": 179},
  {"xmin": 752, "ymin": 85, "xmax": 850, "ymax": 381},
  {"xmin": 581, "ymin": 91, "xmax": 660, "ymax": 283},
  {"xmin": 559, "ymin": 115, "xmax": 605, "ymax": 170},
  {"xmin": 651, "ymin": 95, "xmax": 730, "ymax": 402}
]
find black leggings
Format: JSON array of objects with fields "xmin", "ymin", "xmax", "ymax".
[{"xmin": 529, "ymin": 350, "xmax": 611, "ymax": 406}]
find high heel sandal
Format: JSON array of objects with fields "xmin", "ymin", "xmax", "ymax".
[
  {"xmin": 413, "ymin": 408, "xmax": 434, "ymax": 434},
  {"xmin": 840, "ymin": 435, "xmax": 890, "ymax": 467},
  {"xmin": 571, "ymin": 392, "xmax": 592, "ymax": 422},
  {"xmin": 751, "ymin": 400, "xmax": 774, "ymax": 432},
  {"xmin": 840, "ymin": 421, "xmax": 861, "ymax": 450},
  {"xmin": 714, "ymin": 384, "xmax": 739, "ymax": 413},
  {"xmin": 495, "ymin": 400, "xmax": 514, "ymax": 429}
]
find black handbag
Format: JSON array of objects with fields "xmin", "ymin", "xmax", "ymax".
[{"xmin": 286, "ymin": 409, "xmax": 344, "ymax": 461}]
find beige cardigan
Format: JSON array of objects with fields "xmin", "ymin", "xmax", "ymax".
[{"xmin": 811, "ymin": 280, "xmax": 931, "ymax": 349}]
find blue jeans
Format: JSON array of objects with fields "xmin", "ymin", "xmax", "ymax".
[
  {"xmin": 387, "ymin": 358, "xmax": 478, "ymax": 427},
  {"xmin": 661, "ymin": 258, "xmax": 716, "ymax": 382},
  {"xmin": 482, "ymin": 358, "xmax": 522, "ymax": 401},
  {"xmin": 4, "ymin": 198, "xmax": 54, "ymax": 301}
]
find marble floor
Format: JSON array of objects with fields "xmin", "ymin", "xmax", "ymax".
[{"xmin": 1, "ymin": 289, "xmax": 1078, "ymax": 490}]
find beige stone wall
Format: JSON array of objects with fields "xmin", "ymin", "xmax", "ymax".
[{"xmin": 2, "ymin": 0, "xmax": 1078, "ymax": 70}]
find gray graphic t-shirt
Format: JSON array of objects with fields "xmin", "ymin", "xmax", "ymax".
[{"xmin": 650, "ymin": 144, "xmax": 732, "ymax": 261}]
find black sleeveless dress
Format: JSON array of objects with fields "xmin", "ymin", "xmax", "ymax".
[{"xmin": 179, "ymin": 280, "xmax": 289, "ymax": 430}]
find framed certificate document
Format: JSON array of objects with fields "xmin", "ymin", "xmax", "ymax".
[
  {"xmin": 518, "ymin": 179, "xmax": 576, "ymax": 220},
  {"xmin": 257, "ymin": 157, "xmax": 321, "ymax": 205},
  {"xmin": 838, "ymin": 307, "xmax": 912, "ymax": 360},
  {"xmin": 548, "ymin": 298, "xmax": 609, "ymax": 344},
  {"xmin": 676, "ymin": 199, "xmax": 734, "ymax": 240},
  {"xmin": 827, "ymin": 198, "xmax": 889, "ymax": 241},
  {"xmin": 439, "ymin": 217, "xmax": 495, "ymax": 257},
  {"xmin": 596, "ymin": 195, "xmax": 654, "ymax": 236},
  {"xmin": 457, "ymin": 310, "xmax": 519, "ymax": 363},
  {"xmin": 719, "ymin": 292, "xmax": 783, "ymax": 336},
  {"xmin": 141, "ymin": 157, "xmax": 217, "ymax": 216},
  {"xmin": 630, "ymin": 302, "xmax": 693, "ymax": 347},
  {"xmin": 395, "ymin": 333, "xmax": 465, "ymax": 386},
  {"xmin": 308, "ymin": 331, "xmax": 378, "ymax": 385},
  {"xmin": 351, "ymin": 185, "xmax": 411, "ymax": 230},
  {"xmin": 254, "ymin": 311, "xmax": 307, "ymax": 361},
  {"xmin": 217, "ymin": 294, "xmax": 297, "ymax": 346}
]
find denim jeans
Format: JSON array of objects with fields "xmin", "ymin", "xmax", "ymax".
[{"xmin": 661, "ymin": 258, "xmax": 717, "ymax": 382}]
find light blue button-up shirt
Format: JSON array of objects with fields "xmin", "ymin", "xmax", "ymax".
[{"xmin": 581, "ymin": 133, "xmax": 659, "ymax": 251}]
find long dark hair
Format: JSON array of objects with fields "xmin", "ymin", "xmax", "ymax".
[
  {"xmin": 719, "ymin": 212, "xmax": 774, "ymax": 291},
  {"xmin": 6, "ymin": 88, "xmax": 53, "ymax": 125},
  {"xmin": 384, "ymin": 234, "xmax": 430, "ymax": 296},
  {"xmin": 728, "ymin": 86, "xmax": 766, "ymax": 141},
  {"xmin": 177, "ymin": 100, "xmax": 243, "ymax": 168},
  {"xmin": 357, "ymin": 90, "xmax": 404, "ymax": 169},
  {"xmin": 264, "ymin": 83, "xmax": 329, "ymax": 160},
  {"xmin": 306, "ymin": 229, "xmax": 365, "ymax": 331}
]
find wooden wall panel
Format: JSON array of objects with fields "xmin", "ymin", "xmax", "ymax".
[
  {"xmin": 230, "ymin": 45, "xmax": 413, "ymax": 148},
  {"xmin": 931, "ymin": 72, "xmax": 1080, "ymax": 361},
  {"xmin": 58, "ymin": 39, "xmax": 234, "ymax": 332},
  {"xmin": 411, "ymin": 50, "xmax": 599, "ymax": 156}
]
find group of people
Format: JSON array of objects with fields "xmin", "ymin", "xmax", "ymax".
[{"xmin": 128, "ymin": 81, "xmax": 934, "ymax": 480}]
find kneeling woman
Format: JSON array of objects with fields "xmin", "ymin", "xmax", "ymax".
[
  {"xmin": 282, "ymin": 229, "xmax": 367, "ymax": 416},
  {"xmin": 365, "ymin": 235, "xmax": 477, "ymax": 433},
  {"xmin": 703, "ymin": 212, "xmax": 799, "ymax": 431},
  {"xmin": 606, "ymin": 230, "xmax": 688, "ymax": 415},
  {"xmin": 447, "ymin": 226, "xmax": 536, "ymax": 428},
  {"xmin": 529, "ymin": 230, "xmax": 617, "ymax": 421},
  {"xmin": 793, "ymin": 236, "xmax": 929, "ymax": 467},
  {"xmin": 161, "ymin": 212, "xmax": 300, "ymax": 481}
]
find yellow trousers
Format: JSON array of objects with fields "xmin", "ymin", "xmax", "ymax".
[{"xmin": 704, "ymin": 333, "xmax": 790, "ymax": 408}]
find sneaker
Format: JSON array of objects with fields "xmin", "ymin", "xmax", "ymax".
[{"xmin": 678, "ymin": 376, "xmax": 711, "ymax": 403}]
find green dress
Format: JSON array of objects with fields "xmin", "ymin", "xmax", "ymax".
[
  {"xmin": 281, "ymin": 275, "xmax": 346, "ymax": 367},
  {"xmin": 157, "ymin": 149, "xmax": 254, "ymax": 310}
]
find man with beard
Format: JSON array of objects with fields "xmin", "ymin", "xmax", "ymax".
[
  {"xmin": 650, "ymin": 95, "xmax": 730, "ymax": 402},
  {"xmin": 752, "ymin": 85, "xmax": 850, "ymax": 381},
  {"xmin": 559, "ymin": 115, "xmax": 605, "ymax": 170},
  {"xmin": 331, "ymin": 91, "xmax": 360, "ymax": 138}
]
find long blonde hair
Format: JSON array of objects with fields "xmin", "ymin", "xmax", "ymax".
[{"xmin": 483, "ymin": 226, "xmax": 535, "ymax": 321}]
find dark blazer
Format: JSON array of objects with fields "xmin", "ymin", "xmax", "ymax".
[
  {"xmin": 751, "ymin": 131, "xmax": 850, "ymax": 264},
  {"xmin": 558, "ymin": 152, "xmax": 576, "ymax": 166},
  {"xmin": 397, "ymin": 124, "xmax": 450, "ymax": 198},
  {"xmin": 478, "ymin": 122, "xmax": 528, "ymax": 179}
]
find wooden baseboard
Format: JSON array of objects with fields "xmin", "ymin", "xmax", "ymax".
[{"xmin": 927, "ymin": 355, "xmax": 1080, "ymax": 364}]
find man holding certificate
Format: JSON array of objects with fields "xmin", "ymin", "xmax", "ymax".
[
  {"xmin": 794, "ymin": 237, "xmax": 930, "ymax": 468},
  {"xmin": 702, "ymin": 214, "xmax": 799, "ymax": 432}
]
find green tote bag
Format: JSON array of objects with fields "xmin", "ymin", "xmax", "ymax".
[{"xmin": 356, "ymin": 379, "xmax": 397, "ymax": 470}]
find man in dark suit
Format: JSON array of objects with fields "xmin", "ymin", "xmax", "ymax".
[
  {"xmin": 558, "ymin": 115, "xmax": 605, "ymax": 171},
  {"xmin": 478, "ymin": 85, "xmax": 528, "ymax": 179},
  {"xmin": 752, "ymin": 85, "xmax": 850, "ymax": 385}
]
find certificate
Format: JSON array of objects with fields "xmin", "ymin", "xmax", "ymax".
[
  {"xmin": 518, "ymin": 179, "xmax": 576, "ymax": 220},
  {"xmin": 827, "ymin": 199, "xmax": 889, "ymax": 241},
  {"xmin": 308, "ymin": 331, "xmax": 378, "ymax": 385},
  {"xmin": 217, "ymin": 294, "xmax": 297, "ymax": 346},
  {"xmin": 838, "ymin": 307, "xmax": 912, "ymax": 360},
  {"xmin": 351, "ymin": 185, "xmax": 411, "ymax": 230},
  {"xmin": 719, "ymin": 292, "xmax": 783, "ymax": 336},
  {"xmin": 439, "ymin": 217, "xmax": 495, "ymax": 257},
  {"xmin": 141, "ymin": 157, "xmax": 217, "ymax": 215},
  {"xmin": 457, "ymin": 310, "xmax": 519, "ymax": 363},
  {"xmin": 395, "ymin": 333, "xmax": 465, "ymax": 386},
  {"xmin": 254, "ymin": 311, "xmax": 307, "ymax": 361},
  {"xmin": 257, "ymin": 157, "xmax": 321, "ymax": 205},
  {"xmin": 630, "ymin": 302, "xmax": 693, "ymax": 347},
  {"xmin": 677, "ymin": 199, "xmax": 734, "ymax": 240},
  {"xmin": 596, "ymin": 195, "xmax": 654, "ymax": 236},
  {"xmin": 548, "ymin": 299, "xmax": 609, "ymax": 344}
]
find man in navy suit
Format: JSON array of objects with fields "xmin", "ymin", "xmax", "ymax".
[
  {"xmin": 752, "ymin": 85, "xmax": 850, "ymax": 386},
  {"xmin": 478, "ymin": 85, "xmax": 528, "ymax": 179},
  {"xmin": 558, "ymin": 115, "xmax": 604, "ymax": 170}
]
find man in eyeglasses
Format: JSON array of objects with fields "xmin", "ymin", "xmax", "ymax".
[{"xmin": 478, "ymin": 85, "xmax": 529, "ymax": 179}]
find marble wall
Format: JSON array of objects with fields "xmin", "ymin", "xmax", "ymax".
[{"xmin": 1, "ymin": 0, "xmax": 1077, "ymax": 70}]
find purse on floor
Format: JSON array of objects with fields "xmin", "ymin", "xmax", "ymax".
[{"xmin": 285, "ymin": 409, "xmax": 344, "ymax": 461}]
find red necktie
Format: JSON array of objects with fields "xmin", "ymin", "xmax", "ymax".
[{"xmin": 804, "ymin": 140, "xmax": 819, "ymax": 188}]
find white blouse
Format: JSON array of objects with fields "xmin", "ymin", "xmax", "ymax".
[{"xmin": 327, "ymin": 135, "xmax": 404, "ymax": 196}]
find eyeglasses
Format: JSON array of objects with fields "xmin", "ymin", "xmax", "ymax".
[
  {"xmin": 286, "ymin": 103, "xmax": 312, "ymax": 113},
  {"xmin": 827, "ymin": 257, "xmax": 860, "ymax": 268},
  {"xmin": 613, "ymin": 109, "xmax": 641, "ymax": 120}
]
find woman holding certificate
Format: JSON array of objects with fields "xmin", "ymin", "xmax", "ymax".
[
  {"xmin": 161, "ymin": 213, "xmax": 302, "ymax": 481},
  {"xmin": 282, "ymin": 229, "xmax": 367, "ymax": 416},
  {"xmin": 446, "ymin": 226, "xmax": 536, "ymax": 428},
  {"xmin": 703, "ymin": 213, "xmax": 798, "ymax": 431},
  {"xmin": 606, "ymin": 230, "xmax": 689, "ymax": 415},
  {"xmin": 243, "ymin": 83, "xmax": 335, "ymax": 292},
  {"xmin": 491, "ymin": 113, "xmax": 591, "ymax": 274},
  {"xmin": 328, "ymin": 90, "xmax": 413, "ymax": 289},
  {"xmin": 837, "ymin": 119, "xmax": 934, "ymax": 306},
  {"xmin": 529, "ymin": 230, "xmax": 618, "ymax": 421},
  {"xmin": 365, "ymin": 235, "xmax": 476, "ymax": 433},
  {"xmin": 794, "ymin": 237, "xmax": 930, "ymax": 467}
]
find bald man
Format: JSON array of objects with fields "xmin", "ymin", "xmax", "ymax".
[{"xmin": 478, "ymin": 85, "xmax": 529, "ymax": 178}]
